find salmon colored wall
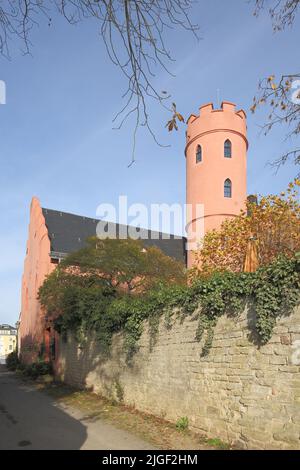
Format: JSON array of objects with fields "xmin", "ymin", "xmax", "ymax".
[
  {"xmin": 19, "ymin": 197, "xmax": 56, "ymax": 363},
  {"xmin": 185, "ymin": 102, "xmax": 248, "ymax": 268}
]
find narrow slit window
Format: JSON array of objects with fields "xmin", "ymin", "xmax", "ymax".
[
  {"xmin": 196, "ymin": 145, "xmax": 202, "ymax": 163},
  {"xmin": 224, "ymin": 139, "xmax": 232, "ymax": 158},
  {"xmin": 224, "ymin": 179, "xmax": 232, "ymax": 198}
]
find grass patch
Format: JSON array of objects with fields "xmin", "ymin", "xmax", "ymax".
[
  {"xmin": 176, "ymin": 416, "xmax": 189, "ymax": 431},
  {"xmin": 207, "ymin": 438, "xmax": 230, "ymax": 450}
]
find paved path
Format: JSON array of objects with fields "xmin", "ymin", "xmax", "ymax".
[{"xmin": 0, "ymin": 366, "xmax": 154, "ymax": 450}]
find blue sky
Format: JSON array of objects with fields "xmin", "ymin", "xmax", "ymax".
[{"xmin": 0, "ymin": 0, "xmax": 299, "ymax": 325}]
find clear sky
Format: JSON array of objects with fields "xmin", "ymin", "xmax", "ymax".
[{"xmin": 0, "ymin": 0, "xmax": 299, "ymax": 326}]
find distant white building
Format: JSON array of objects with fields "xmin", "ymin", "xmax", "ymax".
[{"xmin": 0, "ymin": 325, "xmax": 17, "ymax": 364}]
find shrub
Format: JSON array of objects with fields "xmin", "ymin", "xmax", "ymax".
[
  {"xmin": 6, "ymin": 351, "xmax": 19, "ymax": 371},
  {"xmin": 22, "ymin": 361, "xmax": 53, "ymax": 379},
  {"xmin": 191, "ymin": 180, "xmax": 300, "ymax": 275},
  {"xmin": 16, "ymin": 362, "xmax": 26, "ymax": 372}
]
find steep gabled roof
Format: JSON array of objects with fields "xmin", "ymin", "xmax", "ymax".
[{"xmin": 42, "ymin": 208, "xmax": 187, "ymax": 264}]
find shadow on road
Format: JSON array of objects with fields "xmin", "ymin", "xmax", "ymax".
[{"xmin": 0, "ymin": 365, "xmax": 87, "ymax": 450}]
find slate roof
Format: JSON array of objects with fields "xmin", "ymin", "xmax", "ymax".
[{"xmin": 42, "ymin": 208, "xmax": 187, "ymax": 264}]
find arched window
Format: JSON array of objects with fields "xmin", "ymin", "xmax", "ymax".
[
  {"xmin": 196, "ymin": 145, "xmax": 202, "ymax": 163},
  {"xmin": 224, "ymin": 179, "xmax": 232, "ymax": 198},
  {"xmin": 224, "ymin": 139, "xmax": 232, "ymax": 158}
]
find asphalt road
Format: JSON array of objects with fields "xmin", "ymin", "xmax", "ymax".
[{"xmin": 0, "ymin": 365, "xmax": 154, "ymax": 450}]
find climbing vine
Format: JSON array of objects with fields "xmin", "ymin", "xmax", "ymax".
[
  {"xmin": 120, "ymin": 254, "xmax": 300, "ymax": 357},
  {"xmin": 252, "ymin": 254, "xmax": 300, "ymax": 343},
  {"xmin": 40, "ymin": 253, "xmax": 300, "ymax": 359}
]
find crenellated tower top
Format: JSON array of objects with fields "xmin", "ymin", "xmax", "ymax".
[{"xmin": 185, "ymin": 101, "xmax": 248, "ymax": 157}]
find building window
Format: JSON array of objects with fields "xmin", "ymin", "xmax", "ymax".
[
  {"xmin": 224, "ymin": 179, "xmax": 232, "ymax": 198},
  {"xmin": 196, "ymin": 145, "xmax": 202, "ymax": 163},
  {"xmin": 224, "ymin": 139, "xmax": 232, "ymax": 158}
]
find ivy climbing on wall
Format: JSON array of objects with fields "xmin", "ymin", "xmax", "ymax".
[{"xmin": 40, "ymin": 252, "xmax": 300, "ymax": 360}]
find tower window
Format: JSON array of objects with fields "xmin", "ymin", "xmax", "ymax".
[
  {"xmin": 224, "ymin": 179, "xmax": 232, "ymax": 198},
  {"xmin": 224, "ymin": 139, "xmax": 232, "ymax": 158},
  {"xmin": 196, "ymin": 145, "xmax": 202, "ymax": 163}
]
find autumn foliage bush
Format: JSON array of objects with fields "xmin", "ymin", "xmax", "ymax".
[{"xmin": 191, "ymin": 180, "xmax": 300, "ymax": 276}]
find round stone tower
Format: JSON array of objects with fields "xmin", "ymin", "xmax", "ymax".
[{"xmin": 185, "ymin": 101, "xmax": 248, "ymax": 269}]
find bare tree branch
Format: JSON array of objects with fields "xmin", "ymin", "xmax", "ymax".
[
  {"xmin": 254, "ymin": 0, "xmax": 300, "ymax": 30},
  {"xmin": 0, "ymin": 1, "xmax": 199, "ymax": 165},
  {"xmin": 252, "ymin": 1, "xmax": 300, "ymax": 175},
  {"xmin": 269, "ymin": 148, "xmax": 300, "ymax": 175},
  {"xmin": 252, "ymin": 74, "xmax": 300, "ymax": 175}
]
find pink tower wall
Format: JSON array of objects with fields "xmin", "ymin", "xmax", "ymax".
[
  {"xmin": 19, "ymin": 197, "xmax": 55, "ymax": 363},
  {"xmin": 185, "ymin": 101, "xmax": 248, "ymax": 269}
]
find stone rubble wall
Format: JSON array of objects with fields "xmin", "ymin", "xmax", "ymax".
[{"xmin": 56, "ymin": 305, "xmax": 300, "ymax": 449}]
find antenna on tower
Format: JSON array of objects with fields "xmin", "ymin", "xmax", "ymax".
[{"xmin": 216, "ymin": 89, "xmax": 221, "ymax": 108}]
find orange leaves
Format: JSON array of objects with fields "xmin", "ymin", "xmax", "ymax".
[
  {"xmin": 191, "ymin": 180, "xmax": 300, "ymax": 278},
  {"xmin": 289, "ymin": 180, "xmax": 297, "ymax": 189},
  {"xmin": 165, "ymin": 102, "xmax": 185, "ymax": 132},
  {"xmin": 267, "ymin": 75, "xmax": 277, "ymax": 89},
  {"xmin": 166, "ymin": 120, "xmax": 176, "ymax": 132}
]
